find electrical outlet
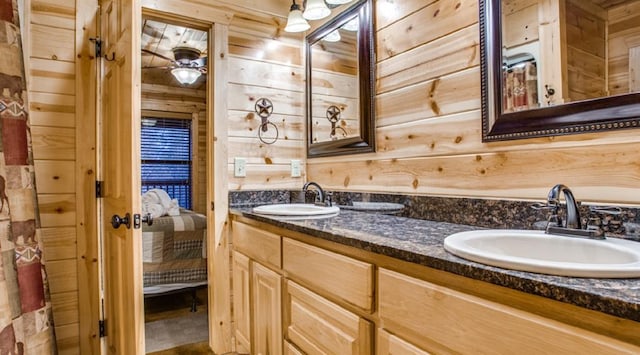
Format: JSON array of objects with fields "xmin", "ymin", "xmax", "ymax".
[
  {"xmin": 234, "ymin": 157, "xmax": 246, "ymax": 177},
  {"xmin": 291, "ymin": 159, "xmax": 301, "ymax": 177}
]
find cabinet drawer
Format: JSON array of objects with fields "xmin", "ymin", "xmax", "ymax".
[
  {"xmin": 232, "ymin": 221, "xmax": 281, "ymax": 269},
  {"xmin": 378, "ymin": 329, "xmax": 430, "ymax": 355},
  {"xmin": 378, "ymin": 268, "xmax": 640, "ymax": 354},
  {"xmin": 283, "ymin": 237, "xmax": 374, "ymax": 312},
  {"xmin": 285, "ymin": 280, "xmax": 372, "ymax": 355}
]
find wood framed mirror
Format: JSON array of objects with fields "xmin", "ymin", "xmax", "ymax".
[
  {"xmin": 306, "ymin": 0, "xmax": 375, "ymax": 157},
  {"xmin": 480, "ymin": 0, "xmax": 640, "ymax": 142}
]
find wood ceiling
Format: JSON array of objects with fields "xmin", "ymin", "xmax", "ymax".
[{"xmin": 141, "ymin": 18, "xmax": 208, "ymax": 88}]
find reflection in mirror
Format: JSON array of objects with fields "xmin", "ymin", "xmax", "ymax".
[
  {"xmin": 481, "ymin": 0, "xmax": 640, "ymax": 141},
  {"xmin": 307, "ymin": 0, "xmax": 375, "ymax": 157},
  {"xmin": 310, "ymin": 16, "xmax": 359, "ymax": 143}
]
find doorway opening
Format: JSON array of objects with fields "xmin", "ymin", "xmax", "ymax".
[{"xmin": 139, "ymin": 15, "xmax": 209, "ymax": 354}]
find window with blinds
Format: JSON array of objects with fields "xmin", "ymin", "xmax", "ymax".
[{"xmin": 141, "ymin": 117, "xmax": 193, "ymax": 210}]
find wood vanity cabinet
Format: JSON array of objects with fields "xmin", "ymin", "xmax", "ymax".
[
  {"xmin": 230, "ymin": 217, "xmax": 640, "ymax": 355},
  {"xmin": 231, "ymin": 222, "xmax": 282, "ymax": 354}
]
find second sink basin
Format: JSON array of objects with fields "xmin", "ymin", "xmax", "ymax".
[
  {"xmin": 252, "ymin": 203, "xmax": 339, "ymax": 217},
  {"xmin": 444, "ymin": 230, "xmax": 640, "ymax": 278}
]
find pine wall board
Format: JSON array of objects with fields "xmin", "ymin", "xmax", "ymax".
[
  {"xmin": 25, "ymin": 0, "xmax": 81, "ymax": 353},
  {"xmin": 227, "ymin": 13, "xmax": 306, "ymax": 191}
]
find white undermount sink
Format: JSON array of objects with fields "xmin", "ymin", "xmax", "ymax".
[
  {"xmin": 252, "ymin": 203, "xmax": 339, "ymax": 218},
  {"xmin": 444, "ymin": 230, "xmax": 640, "ymax": 278}
]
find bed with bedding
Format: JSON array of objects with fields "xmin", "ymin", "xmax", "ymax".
[{"xmin": 141, "ymin": 190, "xmax": 207, "ymax": 309}]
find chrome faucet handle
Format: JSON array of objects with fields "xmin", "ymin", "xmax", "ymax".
[{"xmin": 324, "ymin": 192, "xmax": 333, "ymax": 207}]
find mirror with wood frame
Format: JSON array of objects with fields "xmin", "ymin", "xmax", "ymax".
[
  {"xmin": 481, "ymin": 0, "xmax": 640, "ymax": 142},
  {"xmin": 306, "ymin": 0, "xmax": 375, "ymax": 157}
]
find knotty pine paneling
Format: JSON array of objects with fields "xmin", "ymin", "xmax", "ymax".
[
  {"xmin": 227, "ymin": 13, "xmax": 305, "ymax": 191},
  {"xmin": 30, "ymin": 23, "xmax": 75, "ymax": 61},
  {"xmin": 37, "ymin": 193, "xmax": 76, "ymax": 227},
  {"xmin": 25, "ymin": 1, "xmax": 81, "ymax": 353},
  {"xmin": 377, "ymin": 24, "xmax": 479, "ymax": 94},
  {"xmin": 307, "ymin": 0, "xmax": 640, "ymax": 205},
  {"xmin": 607, "ymin": 0, "xmax": 640, "ymax": 95},
  {"xmin": 50, "ymin": 290, "xmax": 79, "ymax": 326},
  {"xmin": 376, "ymin": 0, "xmax": 477, "ymax": 61},
  {"xmin": 40, "ymin": 226, "xmax": 77, "ymax": 261},
  {"xmin": 31, "ymin": 126, "xmax": 75, "ymax": 160},
  {"xmin": 29, "ymin": 92, "xmax": 75, "ymax": 127},
  {"xmin": 34, "ymin": 160, "xmax": 75, "ymax": 193}
]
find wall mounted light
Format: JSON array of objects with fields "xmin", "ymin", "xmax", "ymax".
[
  {"xmin": 303, "ymin": 0, "xmax": 331, "ymax": 20},
  {"xmin": 285, "ymin": 0, "xmax": 355, "ymax": 33},
  {"xmin": 171, "ymin": 67, "xmax": 201, "ymax": 85},
  {"xmin": 342, "ymin": 16, "xmax": 358, "ymax": 31},
  {"xmin": 323, "ymin": 30, "xmax": 341, "ymax": 42},
  {"xmin": 285, "ymin": 0, "xmax": 310, "ymax": 32}
]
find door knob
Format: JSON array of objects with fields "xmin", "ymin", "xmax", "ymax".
[{"xmin": 111, "ymin": 213, "xmax": 131, "ymax": 229}]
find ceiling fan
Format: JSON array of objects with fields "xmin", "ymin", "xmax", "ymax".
[{"xmin": 142, "ymin": 46, "xmax": 207, "ymax": 85}]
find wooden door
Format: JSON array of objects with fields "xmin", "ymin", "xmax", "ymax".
[
  {"xmin": 252, "ymin": 262, "xmax": 282, "ymax": 355},
  {"xmin": 100, "ymin": 0, "xmax": 143, "ymax": 353}
]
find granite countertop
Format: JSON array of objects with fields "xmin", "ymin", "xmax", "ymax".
[{"xmin": 231, "ymin": 208, "xmax": 640, "ymax": 323}]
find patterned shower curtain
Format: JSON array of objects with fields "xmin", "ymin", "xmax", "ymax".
[{"xmin": 0, "ymin": 0, "xmax": 57, "ymax": 353}]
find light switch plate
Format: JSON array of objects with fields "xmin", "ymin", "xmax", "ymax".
[
  {"xmin": 234, "ymin": 157, "xmax": 246, "ymax": 177},
  {"xmin": 291, "ymin": 159, "xmax": 301, "ymax": 177}
]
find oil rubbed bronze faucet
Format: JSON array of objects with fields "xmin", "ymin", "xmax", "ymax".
[
  {"xmin": 302, "ymin": 181, "xmax": 332, "ymax": 207},
  {"xmin": 536, "ymin": 184, "xmax": 605, "ymax": 239}
]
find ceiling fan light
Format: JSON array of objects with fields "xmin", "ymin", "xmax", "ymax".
[
  {"xmin": 326, "ymin": 0, "xmax": 353, "ymax": 4},
  {"xmin": 171, "ymin": 67, "xmax": 201, "ymax": 85},
  {"xmin": 303, "ymin": 0, "xmax": 331, "ymax": 20},
  {"xmin": 285, "ymin": 2, "xmax": 310, "ymax": 32}
]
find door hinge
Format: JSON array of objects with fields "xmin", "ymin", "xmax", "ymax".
[
  {"xmin": 96, "ymin": 180, "xmax": 103, "ymax": 198},
  {"xmin": 99, "ymin": 319, "xmax": 106, "ymax": 338},
  {"xmin": 89, "ymin": 37, "xmax": 102, "ymax": 57}
]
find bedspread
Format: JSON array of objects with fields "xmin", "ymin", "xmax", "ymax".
[{"xmin": 142, "ymin": 209, "xmax": 207, "ymax": 289}]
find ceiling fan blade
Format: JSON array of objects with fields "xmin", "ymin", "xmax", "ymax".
[
  {"xmin": 141, "ymin": 48, "xmax": 175, "ymax": 62},
  {"xmin": 142, "ymin": 65, "xmax": 172, "ymax": 70},
  {"xmin": 142, "ymin": 25, "xmax": 167, "ymax": 40}
]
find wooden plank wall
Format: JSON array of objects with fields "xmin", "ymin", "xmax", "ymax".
[
  {"xmin": 307, "ymin": 0, "xmax": 640, "ymax": 205},
  {"xmin": 565, "ymin": 0, "xmax": 607, "ymax": 101},
  {"xmin": 608, "ymin": 1, "xmax": 640, "ymax": 95},
  {"xmin": 226, "ymin": 11, "xmax": 306, "ymax": 190},
  {"xmin": 25, "ymin": 0, "xmax": 82, "ymax": 353}
]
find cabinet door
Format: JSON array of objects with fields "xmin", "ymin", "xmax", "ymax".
[
  {"xmin": 232, "ymin": 251, "xmax": 251, "ymax": 353},
  {"xmin": 286, "ymin": 280, "xmax": 372, "ymax": 354},
  {"xmin": 378, "ymin": 329, "xmax": 430, "ymax": 355},
  {"xmin": 252, "ymin": 262, "xmax": 283, "ymax": 355}
]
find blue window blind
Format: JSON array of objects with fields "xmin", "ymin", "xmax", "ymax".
[{"xmin": 141, "ymin": 117, "xmax": 192, "ymax": 210}]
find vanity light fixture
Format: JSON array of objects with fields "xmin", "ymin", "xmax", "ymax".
[
  {"xmin": 342, "ymin": 16, "xmax": 358, "ymax": 31},
  {"xmin": 303, "ymin": 0, "xmax": 331, "ymax": 20},
  {"xmin": 323, "ymin": 29, "xmax": 341, "ymax": 42},
  {"xmin": 171, "ymin": 67, "xmax": 201, "ymax": 85},
  {"xmin": 284, "ymin": 0, "xmax": 310, "ymax": 32}
]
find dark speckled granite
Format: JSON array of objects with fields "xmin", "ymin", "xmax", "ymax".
[{"xmin": 231, "ymin": 208, "xmax": 640, "ymax": 323}]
